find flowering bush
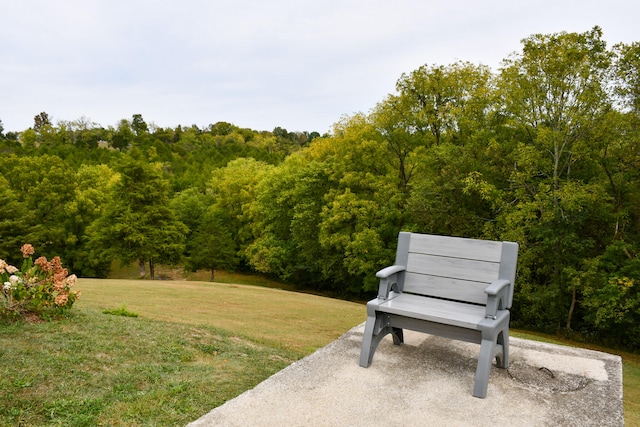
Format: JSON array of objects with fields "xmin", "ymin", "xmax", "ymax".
[{"xmin": 1, "ymin": 244, "xmax": 80, "ymax": 320}]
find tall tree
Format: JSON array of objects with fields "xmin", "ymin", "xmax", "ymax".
[
  {"xmin": 64, "ymin": 164, "xmax": 117, "ymax": 277},
  {"xmin": 170, "ymin": 187, "xmax": 215, "ymax": 265},
  {"xmin": 33, "ymin": 111, "xmax": 52, "ymax": 132},
  {"xmin": 375, "ymin": 61, "xmax": 500, "ymax": 237},
  {"xmin": 246, "ymin": 154, "xmax": 331, "ymax": 285},
  {"xmin": 131, "ymin": 114, "xmax": 149, "ymax": 136},
  {"xmin": 387, "ymin": 61, "xmax": 494, "ymax": 146},
  {"xmin": 188, "ymin": 207, "xmax": 238, "ymax": 281},
  {"xmin": 111, "ymin": 119, "xmax": 135, "ymax": 151},
  {"xmin": 496, "ymin": 26, "xmax": 614, "ymax": 331},
  {"xmin": 87, "ymin": 149, "xmax": 187, "ymax": 278},
  {"xmin": 207, "ymin": 158, "xmax": 275, "ymax": 262},
  {"xmin": 571, "ymin": 41, "xmax": 640, "ymax": 348}
]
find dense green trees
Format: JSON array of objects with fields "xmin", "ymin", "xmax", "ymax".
[
  {"xmin": 0, "ymin": 155, "xmax": 76, "ymax": 259},
  {"xmin": 0, "ymin": 27, "xmax": 638, "ymax": 349},
  {"xmin": 86, "ymin": 150, "xmax": 187, "ymax": 279},
  {"xmin": 188, "ymin": 206, "xmax": 238, "ymax": 282},
  {"xmin": 495, "ymin": 27, "xmax": 615, "ymax": 333},
  {"xmin": 0, "ymin": 175, "xmax": 32, "ymax": 263}
]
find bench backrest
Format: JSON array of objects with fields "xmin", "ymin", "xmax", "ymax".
[{"xmin": 395, "ymin": 232, "xmax": 518, "ymax": 308}]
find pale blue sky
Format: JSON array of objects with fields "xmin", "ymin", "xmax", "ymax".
[{"xmin": 1, "ymin": 0, "xmax": 639, "ymax": 133}]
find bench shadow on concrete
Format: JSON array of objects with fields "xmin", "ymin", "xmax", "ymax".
[{"xmin": 189, "ymin": 323, "xmax": 624, "ymax": 427}]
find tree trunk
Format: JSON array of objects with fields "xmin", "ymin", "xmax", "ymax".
[
  {"xmin": 149, "ymin": 259, "xmax": 155, "ymax": 280},
  {"xmin": 210, "ymin": 268, "xmax": 215, "ymax": 282},
  {"xmin": 567, "ymin": 285, "xmax": 577, "ymax": 330},
  {"xmin": 139, "ymin": 259, "xmax": 146, "ymax": 279}
]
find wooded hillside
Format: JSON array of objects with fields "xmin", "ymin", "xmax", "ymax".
[{"xmin": 1, "ymin": 27, "xmax": 639, "ymax": 350}]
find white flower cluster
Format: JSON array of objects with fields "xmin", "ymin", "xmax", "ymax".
[
  {"xmin": 2, "ymin": 259, "xmax": 21, "ymax": 294},
  {"xmin": 4, "ymin": 275, "xmax": 22, "ymax": 291}
]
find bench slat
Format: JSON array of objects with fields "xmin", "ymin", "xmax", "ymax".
[
  {"xmin": 379, "ymin": 294, "xmax": 486, "ymax": 329},
  {"xmin": 406, "ymin": 252, "xmax": 500, "ymax": 283},
  {"xmin": 403, "ymin": 273, "xmax": 489, "ymax": 305},
  {"xmin": 408, "ymin": 233, "xmax": 503, "ymax": 262}
]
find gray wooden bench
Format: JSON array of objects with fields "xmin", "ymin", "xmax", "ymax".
[{"xmin": 359, "ymin": 232, "xmax": 519, "ymax": 398}]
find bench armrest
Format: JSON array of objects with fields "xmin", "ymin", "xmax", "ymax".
[
  {"xmin": 484, "ymin": 279, "xmax": 510, "ymax": 319},
  {"xmin": 375, "ymin": 265, "xmax": 406, "ymax": 300}
]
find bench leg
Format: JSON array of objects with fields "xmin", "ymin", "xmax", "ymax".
[
  {"xmin": 359, "ymin": 314, "xmax": 404, "ymax": 368},
  {"xmin": 473, "ymin": 324, "xmax": 509, "ymax": 398},
  {"xmin": 473, "ymin": 337, "xmax": 497, "ymax": 398},
  {"xmin": 496, "ymin": 328, "xmax": 509, "ymax": 369},
  {"xmin": 359, "ymin": 315, "xmax": 377, "ymax": 367},
  {"xmin": 391, "ymin": 327, "xmax": 404, "ymax": 345}
]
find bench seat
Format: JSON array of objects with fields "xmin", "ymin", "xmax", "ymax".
[{"xmin": 378, "ymin": 293, "xmax": 488, "ymax": 330}]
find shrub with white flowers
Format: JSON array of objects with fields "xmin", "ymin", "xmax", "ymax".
[{"xmin": 1, "ymin": 244, "xmax": 80, "ymax": 320}]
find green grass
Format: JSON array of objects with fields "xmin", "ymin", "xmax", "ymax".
[
  {"xmin": 0, "ymin": 309, "xmax": 299, "ymax": 426},
  {"xmin": 623, "ymin": 360, "xmax": 640, "ymax": 426},
  {"xmin": 1, "ymin": 276, "xmax": 639, "ymax": 425},
  {"xmin": 0, "ymin": 278, "xmax": 364, "ymax": 426},
  {"xmin": 102, "ymin": 304, "xmax": 139, "ymax": 317},
  {"xmin": 78, "ymin": 278, "xmax": 363, "ymax": 353}
]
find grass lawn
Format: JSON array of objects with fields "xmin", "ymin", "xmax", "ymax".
[
  {"xmin": 77, "ymin": 278, "xmax": 364, "ymax": 354},
  {"xmin": 1, "ymin": 275, "xmax": 638, "ymax": 425},
  {"xmin": 0, "ymin": 277, "xmax": 364, "ymax": 426}
]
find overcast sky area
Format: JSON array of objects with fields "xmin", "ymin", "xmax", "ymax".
[{"xmin": 1, "ymin": 1, "xmax": 639, "ymax": 134}]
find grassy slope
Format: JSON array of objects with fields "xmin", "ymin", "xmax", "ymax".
[
  {"xmin": 1, "ymin": 276, "xmax": 637, "ymax": 425},
  {"xmin": 0, "ymin": 278, "xmax": 364, "ymax": 426},
  {"xmin": 1, "ymin": 309, "xmax": 301, "ymax": 426},
  {"xmin": 77, "ymin": 278, "xmax": 364, "ymax": 354}
]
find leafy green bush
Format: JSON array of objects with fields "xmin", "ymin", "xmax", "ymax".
[{"xmin": 1, "ymin": 244, "xmax": 80, "ymax": 320}]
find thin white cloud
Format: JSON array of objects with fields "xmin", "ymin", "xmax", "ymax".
[{"xmin": 1, "ymin": 0, "xmax": 639, "ymax": 133}]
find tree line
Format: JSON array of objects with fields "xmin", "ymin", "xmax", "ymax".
[{"xmin": 1, "ymin": 27, "xmax": 639, "ymax": 350}]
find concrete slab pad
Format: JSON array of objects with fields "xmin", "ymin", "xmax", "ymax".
[{"xmin": 189, "ymin": 323, "xmax": 624, "ymax": 426}]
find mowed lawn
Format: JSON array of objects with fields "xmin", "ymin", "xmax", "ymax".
[
  {"xmin": 0, "ymin": 278, "xmax": 365, "ymax": 426},
  {"xmin": 77, "ymin": 278, "xmax": 365, "ymax": 353}
]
